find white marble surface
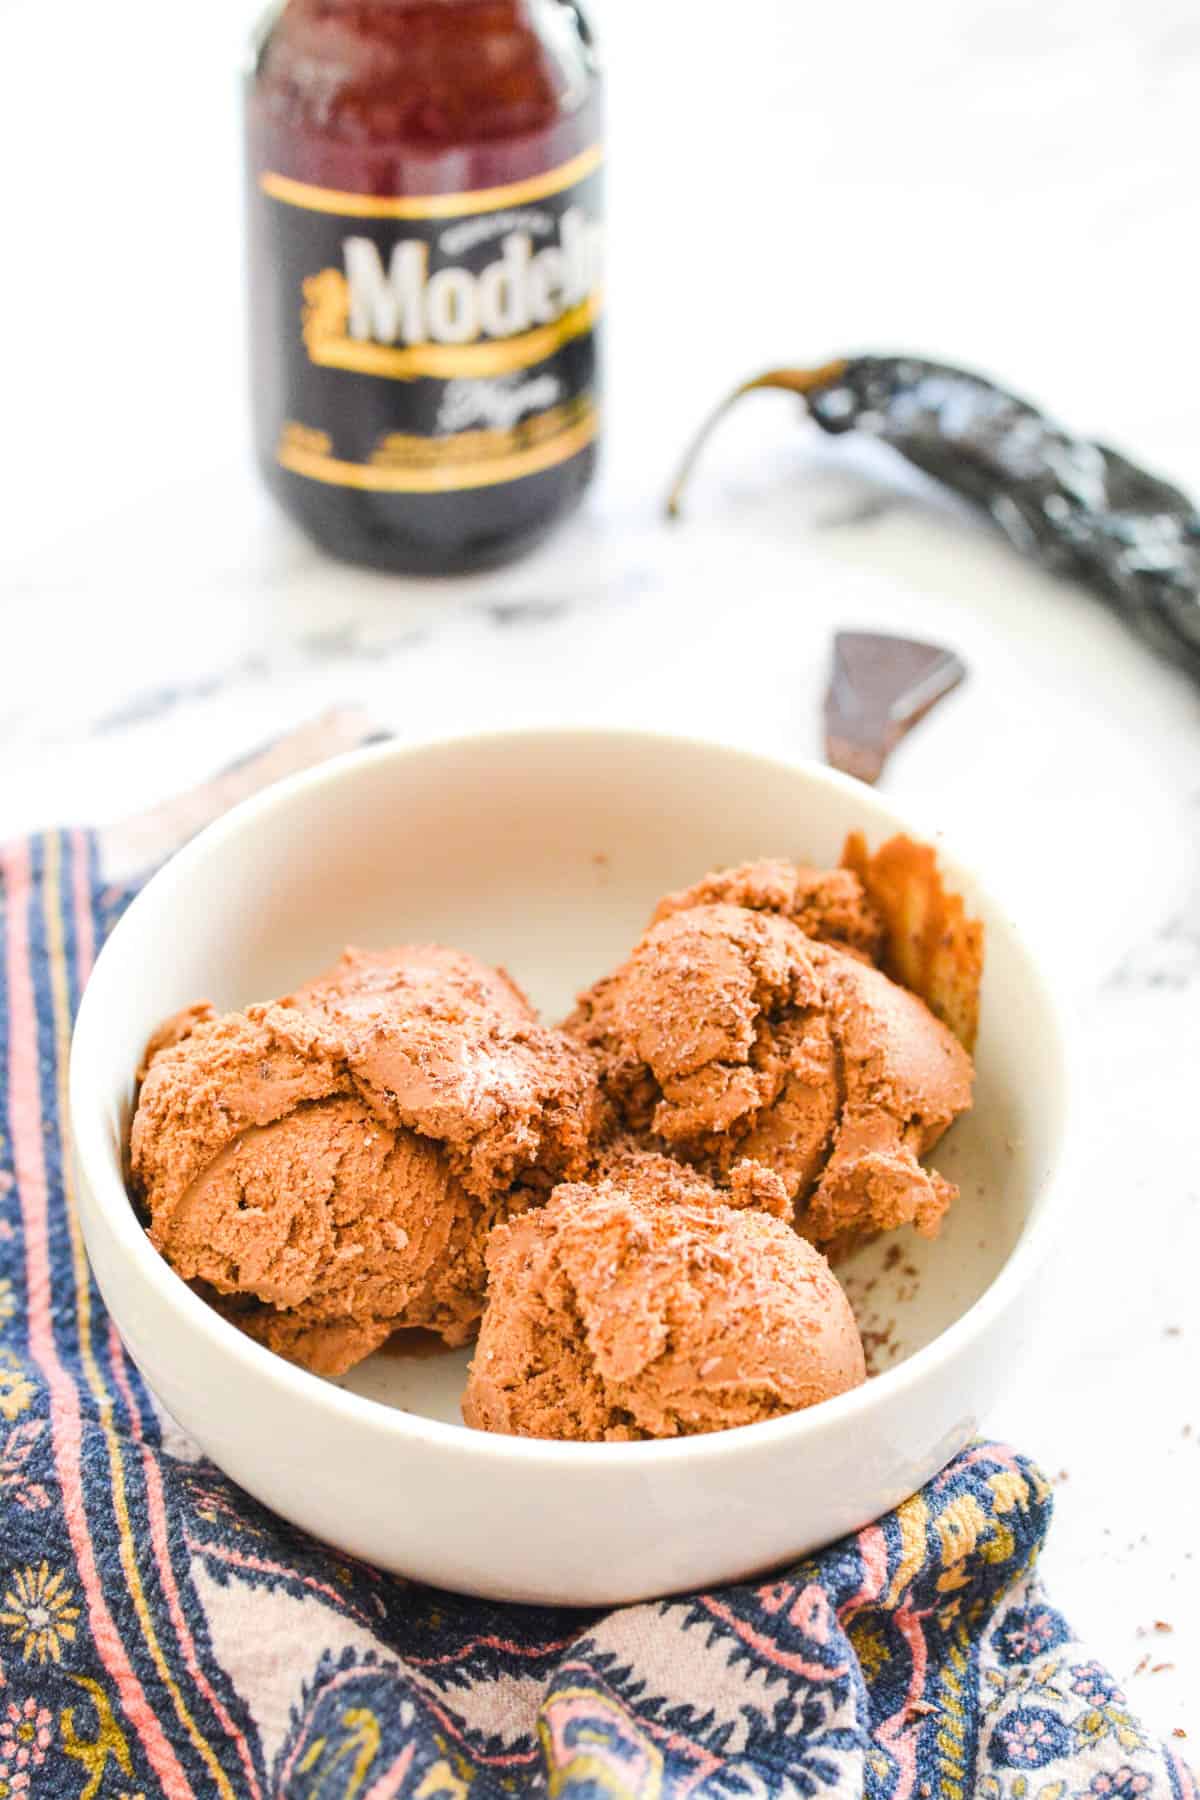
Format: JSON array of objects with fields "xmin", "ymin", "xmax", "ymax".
[{"xmin": 4, "ymin": 0, "xmax": 1198, "ymax": 1738}]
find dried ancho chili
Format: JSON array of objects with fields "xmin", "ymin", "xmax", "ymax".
[{"xmin": 668, "ymin": 357, "xmax": 1200, "ymax": 684}]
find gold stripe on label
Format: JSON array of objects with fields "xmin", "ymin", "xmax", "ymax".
[
  {"xmin": 303, "ymin": 276, "xmax": 602, "ymax": 382},
  {"xmin": 261, "ymin": 145, "xmax": 603, "ymax": 220},
  {"xmin": 277, "ymin": 406, "xmax": 599, "ymax": 493}
]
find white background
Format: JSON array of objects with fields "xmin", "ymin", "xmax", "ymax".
[{"xmin": 2, "ymin": 0, "xmax": 1198, "ymax": 1739}]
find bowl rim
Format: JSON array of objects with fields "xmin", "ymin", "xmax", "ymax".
[{"xmin": 70, "ymin": 725, "xmax": 1077, "ymax": 1469}]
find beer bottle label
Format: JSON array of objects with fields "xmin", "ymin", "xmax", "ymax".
[{"xmin": 254, "ymin": 147, "xmax": 603, "ymax": 494}]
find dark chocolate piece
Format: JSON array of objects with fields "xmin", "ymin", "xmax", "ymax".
[{"xmin": 824, "ymin": 632, "xmax": 966, "ymax": 783}]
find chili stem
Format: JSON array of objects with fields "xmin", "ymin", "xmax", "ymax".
[{"xmin": 665, "ymin": 362, "xmax": 849, "ymax": 518}]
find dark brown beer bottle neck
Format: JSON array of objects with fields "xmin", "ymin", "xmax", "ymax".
[{"xmin": 255, "ymin": 0, "xmax": 591, "ymax": 151}]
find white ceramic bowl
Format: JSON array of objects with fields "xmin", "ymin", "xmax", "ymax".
[{"xmin": 70, "ymin": 729, "xmax": 1071, "ymax": 1605}]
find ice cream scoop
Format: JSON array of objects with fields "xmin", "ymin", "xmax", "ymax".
[
  {"xmin": 566, "ymin": 889, "xmax": 973, "ymax": 1249},
  {"xmin": 130, "ymin": 946, "xmax": 602, "ymax": 1376},
  {"xmin": 462, "ymin": 1167, "xmax": 867, "ymax": 1442}
]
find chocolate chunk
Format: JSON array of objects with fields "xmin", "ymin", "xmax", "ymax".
[{"xmin": 824, "ymin": 632, "xmax": 967, "ymax": 783}]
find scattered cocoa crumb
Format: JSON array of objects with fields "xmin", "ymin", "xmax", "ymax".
[
  {"xmin": 1174, "ymin": 1728, "xmax": 1188, "ymax": 1740},
  {"xmin": 1134, "ymin": 1654, "xmax": 1151, "ymax": 1676},
  {"xmin": 884, "ymin": 1244, "xmax": 903, "ymax": 1271},
  {"xmin": 1151, "ymin": 1663, "xmax": 1175, "ymax": 1675},
  {"xmin": 1165, "ymin": 1326, "xmax": 1182, "ymax": 1337},
  {"xmin": 1154, "ymin": 1620, "xmax": 1174, "ymax": 1634},
  {"xmin": 1055, "ymin": 1469, "xmax": 1069, "ymax": 1483},
  {"xmin": 859, "ymin": 1322, "xmax": 901, "ymax": 1374}
]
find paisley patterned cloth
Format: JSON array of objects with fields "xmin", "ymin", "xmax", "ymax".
[{"xmin": 0, "ymin": 828, "xmax": 1193, "ymax": 1800}]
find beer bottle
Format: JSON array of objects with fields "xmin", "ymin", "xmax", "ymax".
[{"xmin": 246, "ymin": 1, "xmax": 603, "ymax": 575}]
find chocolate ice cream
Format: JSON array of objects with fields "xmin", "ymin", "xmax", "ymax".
[
  {"xmin": 131, "ymin": 947, "xmax": 601, "ymax": 1377},
  {"xmin": 651, "ymin": 858, "xmax": 885, "ymax": 962},
  {"xmin": 566, "ymin": 888, "xmax": 972, "ymax": 1249},
  {"xmin": 287, "ymin": 947, "xmax": 598, "ymax": 1205},
  {"xmin": 591, "ymin": 1139, "xmax": 793, "ymax": 1220},
  {"xmin": 463, "ymin": 1166, "xmax": 867, "ymax": 1441}
]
